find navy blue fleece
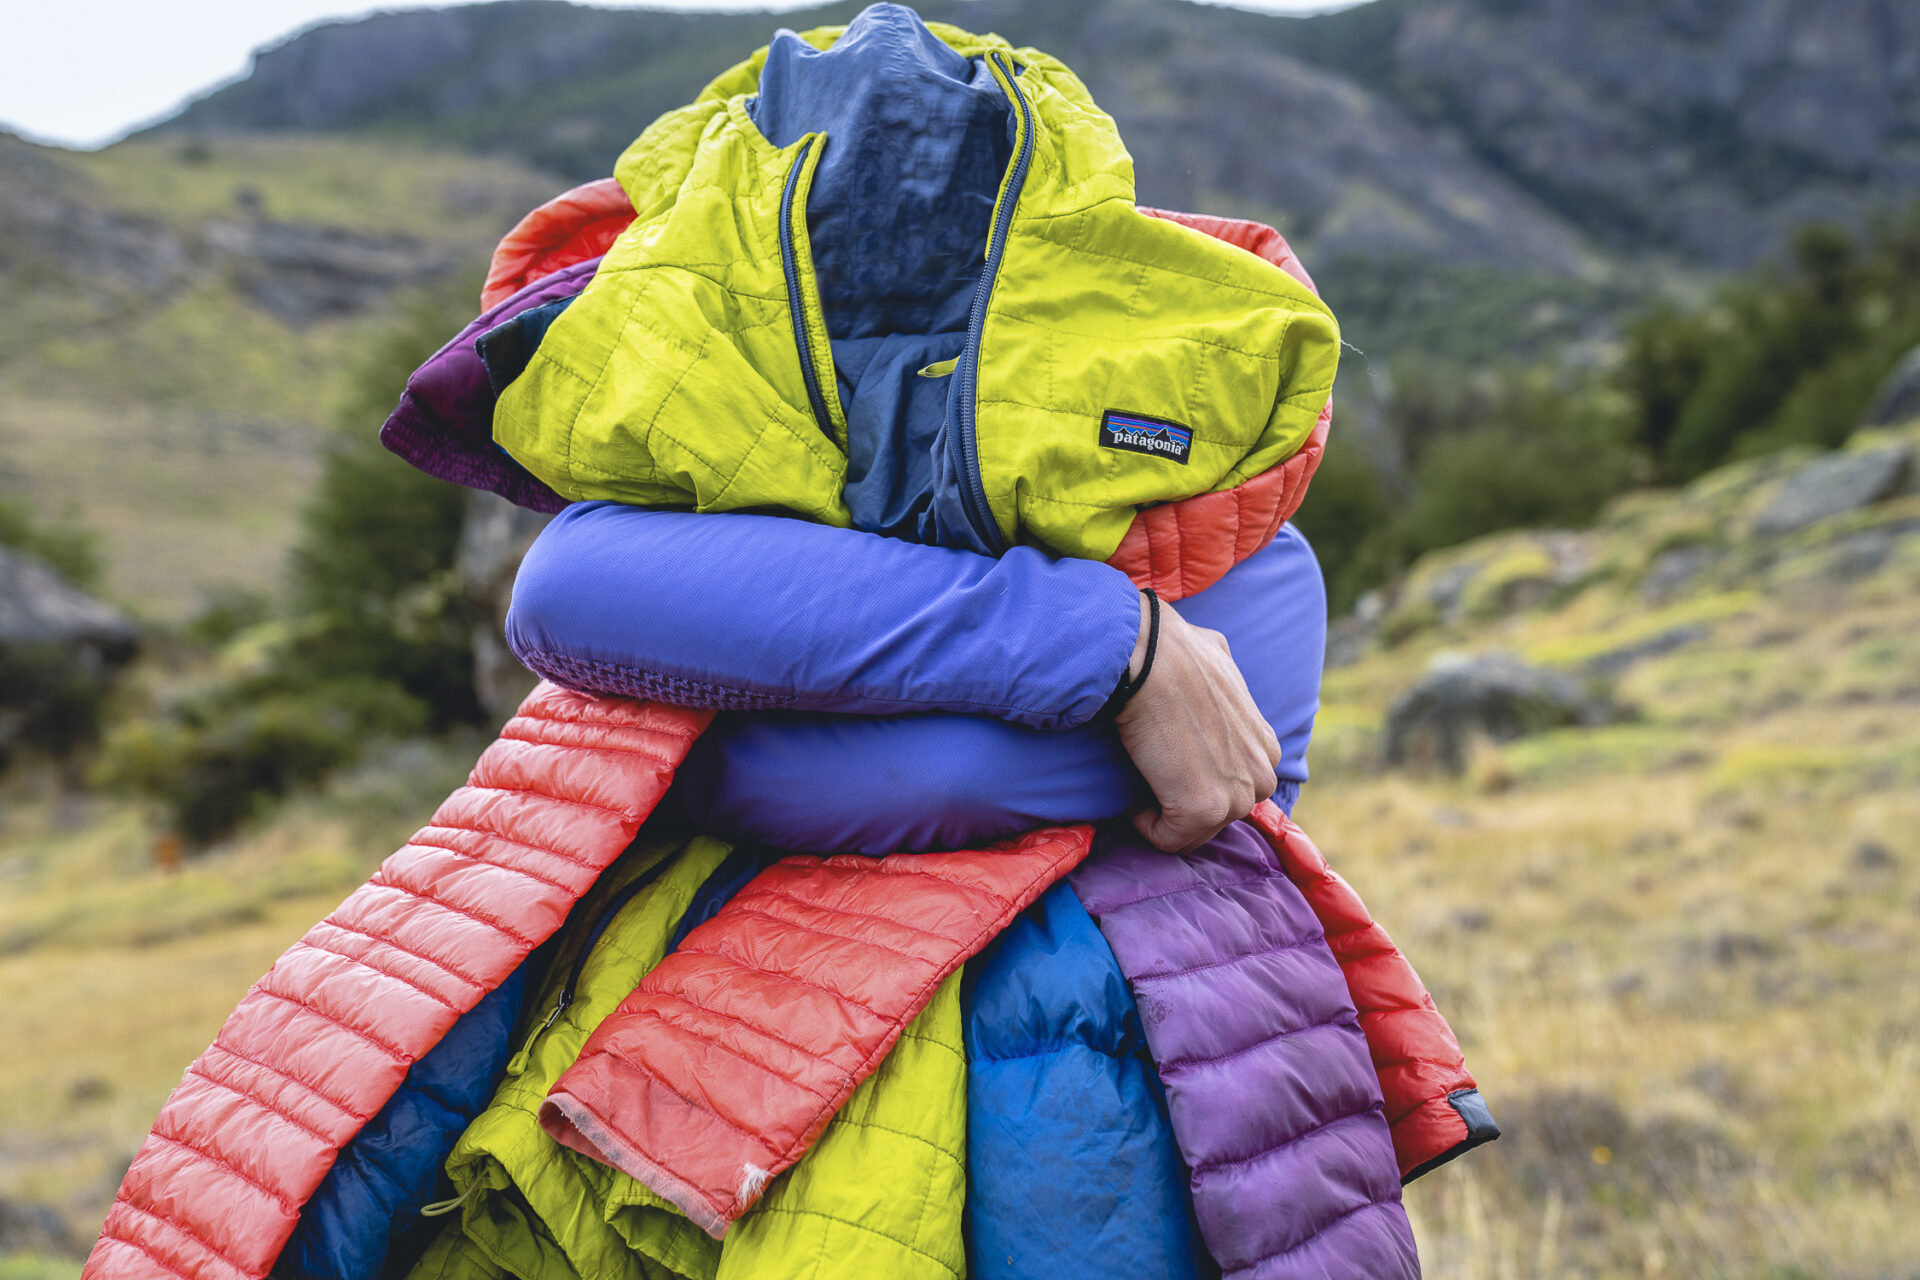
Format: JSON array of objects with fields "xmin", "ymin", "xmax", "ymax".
[{"xmin": 750, "ymin": 3, "xmax": 1012, "ymax": 540}]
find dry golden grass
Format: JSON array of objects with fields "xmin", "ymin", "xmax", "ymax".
[
  {"xmin": 1300, "ymin": 465, "xmax": 1920, "ymax": 1277},
  {"xmin": 4, "ymin": 444, "xmax": 1919, "ymax": 1274},
  {"xmin": 0, "ymin": 740, "xmax": 477, "ymax": 1268}
]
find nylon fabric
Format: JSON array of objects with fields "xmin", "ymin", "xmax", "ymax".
[
  {"xmin": 280, "ymin": 961, "xmax": 530, "ymax": 1280},
  {"xmin": 482, "ymin": 179, "xmax": 632, "ymax": 311},
  {"xmin": 402, "ymin": 833, "xmax": 728, "ymax": 1280},
  {"xmin": 385, "ymin": 190, "xmax": 1335, "ymax": 601},
  {"xmin": 963, "ymin": 883, "xmax": 1211, "ymax": 1280},
  {"xmin": 381, "ymin": 259, "xmax": 596, "ymax": 514},
  {"xmin": 508, "ymin": 502, "xmax": 1141, "ymax": 733},
  {"xmin": 83, "ymin": 687, "xmax": 711, "ymax": 1280},
  {"xmin": 1071, "ymin": 822, "xmax": 1420, "ymax": 1280},
  {"xmin": 665, "ymin": 521, "xmax": 1328, "ymax": 853},
  {"xmin": 407, "ymin": 829, "xmax": 967, "ymax": 1280},
  {"xmin": 490, "ymin": 9, "xmax": 1340, "ymax": 561},
  {"xmin": 1243, "ymin": 804, "xmax": 1489, "ymax": 1180},
  {"xmin": 540, "ymin": 825, "xmax": 1091, "ymax": 1237}
]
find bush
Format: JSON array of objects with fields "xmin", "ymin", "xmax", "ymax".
[
  {"xmin": 0, "ymin": 643, "xmax": 112, "ymax": 770},
  {"xmin": 97, "ymin": 676, "xmax": 429, "ymax": 845},
  {"xmin": 286, "ymin": 285, "xmax": 484, "ymax": 731},
  {"xmin": 97, "ymin": 278, "xmax": 486, "ymax": 843},
  {"xmin": 1297, "ymin": 364, "xmax": 1643, "ymax": 610},
  {"xmin": 1301, "ymin": 206, "xmax": 1920, "ymax": 608},
  {"xmin": 1623, "ymin": 212, "xmax": 1920, "ymax": 480},
  {"xmin": 1398, "ymin": 376, "xmax": 1640, "ymax": 553},
  {"xmin": 0, "ymin": 499, "xmax": 101, "ymax": 589}
]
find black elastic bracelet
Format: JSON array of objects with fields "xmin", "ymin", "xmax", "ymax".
[{"xmin": 1102, "ymin": 588, "xmax": 1160, "ymax": 719}]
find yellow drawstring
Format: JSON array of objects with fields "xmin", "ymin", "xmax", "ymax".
[{"xmin": 420, "ymin": 1178, "xmax": 485, "ymax": 1219}]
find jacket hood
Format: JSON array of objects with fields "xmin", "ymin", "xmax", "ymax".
[{"xmin": 489, "ymin": 3, "xmax": 1340, "ymax": 570}]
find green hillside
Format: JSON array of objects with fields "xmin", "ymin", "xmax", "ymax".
[
  {"xmin": 5, "ymin": 422, "xmax": 1917, "ymax": 1276},
  {"xmin": 0, "ymin": 132, "xmax": 561, "ymax": 620}
]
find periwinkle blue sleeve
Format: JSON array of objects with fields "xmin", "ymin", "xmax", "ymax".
[
  {"xmin": 1178, "ymin": 521, "xmax": 1327, "ymax": 787},
  {"xmin": 506, "ymin": 501, "xmax": 1142, "ymax": 731},
  {"xmin": 677, "ymin": 524, "xmax": 1329, "ymax": 854}
]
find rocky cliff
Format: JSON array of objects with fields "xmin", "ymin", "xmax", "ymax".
[{"xmin": 153, "ymin": 0, "xmax": 1920, "ymax": 274}]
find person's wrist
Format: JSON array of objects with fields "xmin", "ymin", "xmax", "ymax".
[
  {"xmin": 1127, "ymin": 589, "xmax": 1152, "ymax": 681},
  {"xmin": 1106, "ymin": 589, "xmax": 1160, "ymax": 722}
]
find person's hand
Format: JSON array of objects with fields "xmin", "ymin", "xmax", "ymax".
[{"xmin": 1113, "ymin": 591, "xmax": 1282, "ymax": 853}]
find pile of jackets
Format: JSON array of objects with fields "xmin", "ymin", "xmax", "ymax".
[{"xmin": 85, "ymin": 9, "xmax": 1495, "ymax": 1280}]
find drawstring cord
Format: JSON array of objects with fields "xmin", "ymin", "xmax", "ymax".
[{"xmin": 420, "ymin": 1178, "xmax": 486, "ymax": 1219}]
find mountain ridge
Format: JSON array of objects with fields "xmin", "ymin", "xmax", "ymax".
[{"xmin": 149, "ymin": 0, "xmax": 1920, "ymax": 275}]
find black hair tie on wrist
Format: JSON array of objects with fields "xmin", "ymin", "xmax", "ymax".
[{"xmin": 1101, "ymin": 587, "xmax": 1160, "ymax": 719}]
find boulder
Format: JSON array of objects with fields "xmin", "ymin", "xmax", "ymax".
[
  {"xmin": 456, "ymin": 491, "xmax": 552, "ymax": 723},
  {"xmin": 1750, "ymin": 443, "xmax": 1912, "ymax": 535},
  {"xmin": 0, "ymin": 546, "xmax": 137, "ymax": 662},
  {"xmin": 1861, "ymin": 344, "xmax": 1920, "ymax": 429},
  {"xmin": 1384, "ymin": 650, "xmax": 1613, "ymax": 775},
  {"xmin": 0, "ymin": 546, "xmax": 138, "ymax": 763},
  {"xmin": 0, "ymin": 1194, "xmax": 82, "ymax": 1258},
  {"xmin": 1638, "ymin": 543, "xmax": 1718, "ymax": 604}
]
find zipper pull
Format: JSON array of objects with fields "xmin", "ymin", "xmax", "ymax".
[
  {"xmin": 917, "ymin": 358, "xmax": 958, "ymax": 379},
  {"xmin": 504, "ymin": 991, "xmax": 571, "ymax": 1077}
]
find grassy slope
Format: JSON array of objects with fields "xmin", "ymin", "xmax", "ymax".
[
  {"xmin": 0, "ymin": 739, "xmax": 483, "ymax": 1277},
  {"xmin": 1311, "ymin": 425, "xmax": 1920, "ymax": 1277},
  {"xmin": 5, "ymin": 462, "xmax": 1918, "ymax": 1270},
  {"xmin": 0, "ymin": 135, "xmax": 559, "ymax": 620}
]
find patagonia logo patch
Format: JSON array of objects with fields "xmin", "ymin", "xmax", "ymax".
[{"xmin": 1100, "ymin": 410, "xmax": 1192, "ymax": 464}]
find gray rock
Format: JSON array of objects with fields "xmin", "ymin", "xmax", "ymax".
[
  {"xmin": 0, "ymin": 549, "xmax": 137, "ymax": 764},
  {"xmin": 1324, "ymin": 614, "xmax": 1372, "ymax": 670},
  {"xmin": 1750, "ymin": 444, "xmax": 1912, "ymax": 535},
  {"xmin": 0, "ymin": 546, "xmax": 137, "ymax": 667},
  {"xmin": 1582, "ymin": 623, "xmax": 1712, "ymax": 677},
  {"xmin": 1639, "ymin": 544, "xmax": 1718, "ymax": 604},
  {"xmin": 1383, "ymin": 650, "xmax": 1614, "ymax": 775},
  {"xmin": 1862, "ymin": 344, "xmax": 1920, "ymax": 429},
  {"xmin": 201, "ymin": 217, "xmax": 460, "ymax": 325},
  {"xmin": 456, "ymin": 492, "xmax": 552, "ymax": 724},
  {"xmin": 1851, "ymin": 841, "xmax": 1897, "ymax": 871},
  {"xmin": 1816, "ymin": 526, "xmax": 1904, "ymax": 583},
  {"xmin": 0, "ymin": 1195, "xmax": 82, "ymax": 1258},
  {"xmin": 1391, "ymin": 0, "xmax": 1920, "ymax": 268}
]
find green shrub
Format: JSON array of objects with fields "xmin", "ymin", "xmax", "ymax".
[
  {"xmin": 0, "ymin": 643, "xmax": 112, "ymax": 768},
  {"xmin": 96, "ymin": 278, "xmax": 486, "ymax": 843},
  {"xmin": 1298, "ymin": 364, "xmax": 1643, "ymax": 608},
  {"xmin": 96, "ymin": 676, "xmax": 429, "ymax": 845},
  {"xmin": 0, "ymin": 498, "xmax": 101, "ymax": 589},
  {"xmin": 286, "ymin": 284, "xmax": 484, "ymax": 730},
  {"xmin": 1623, "ymin": 212, "xmax": 1920, "ymax": 480},
  {"xmin": 1290, "ymin": 432, "xmax": 1401, "ymax": 614}
]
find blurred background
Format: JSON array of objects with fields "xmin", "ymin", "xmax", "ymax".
[{"xmin": 2, "ymin": 0, "xmax": 1917, "ymax": 1276}]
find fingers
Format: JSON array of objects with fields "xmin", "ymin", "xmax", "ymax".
[
  {"xmin": 1133, "ymin": 774, "xmax": 1272, "ymax": 854},
  {"xmin": 1115, "ymin": 599, "xmax": 1284, "ymax": 856},
  {"xmin": 1133, "ymin": 805, "xmax": 1228, "ymax": 855}
]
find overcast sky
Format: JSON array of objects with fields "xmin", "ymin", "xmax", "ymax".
[{"xmin": 1, "ymin": 0, "xmax": 1359, "ymax": 149}]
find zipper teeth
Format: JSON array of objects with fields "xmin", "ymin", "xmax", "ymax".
[
  {"xmin": 547, "ymin": 856, "xmax": 674, "ymax": 1023},
  {"xmin": 779, "ymin": 136, "xmax": 836, "ymax": 438},
  {"xmin": 954, "ymin": 51, "xmax": 1035, "ymax": 555}
]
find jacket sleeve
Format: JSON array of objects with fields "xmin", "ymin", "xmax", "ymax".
[
  {"xmin": 672, "ymin": 524, "xmax": 1325, "ymax": 854},
  {"xmin": 505, "ymin": 501, "xmax": 1142, "ymax": 732}
]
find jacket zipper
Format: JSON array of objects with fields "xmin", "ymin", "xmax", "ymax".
[
  {"xmin": 505, "ymin": 855, "xmax": 673, "ymax": 1075},
  {"xmin": 779, "ymin": 135, "xmax": 837, "ymax": 441},
  {"xmin": 950, "ymin": 50, "xmax": 1037, "ymax": 555}
]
